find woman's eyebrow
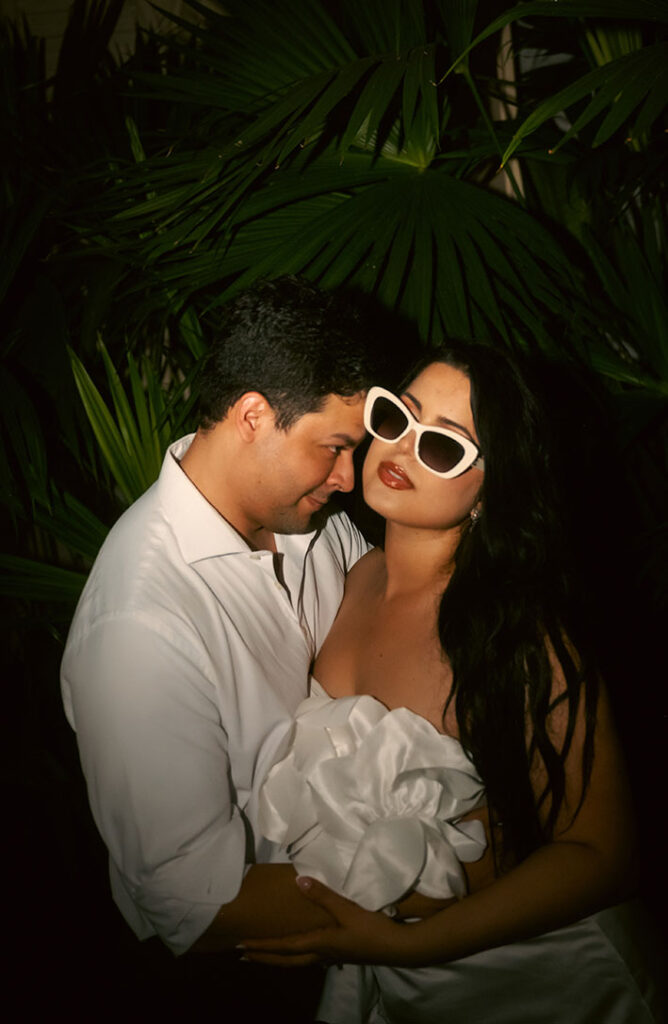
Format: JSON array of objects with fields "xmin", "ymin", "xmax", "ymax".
[{"xmin": 402, "ymin": 390, "xmax": 476, "ymax": 443}]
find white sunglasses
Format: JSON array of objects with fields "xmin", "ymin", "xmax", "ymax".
[{"xmin": 364, "ymin": 386, "xmax": 484, "ymax": 479}]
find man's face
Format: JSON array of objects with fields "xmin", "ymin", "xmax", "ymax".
[{"xmin": 249, "ymin": 392, "xmax": 367, "ymax": 536}]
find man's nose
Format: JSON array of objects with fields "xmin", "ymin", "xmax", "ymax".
[{"xmin": 328, "ymin": 449, "xmax": 355, "ymax": 492}]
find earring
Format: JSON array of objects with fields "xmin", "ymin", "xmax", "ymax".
[{"xmin": 470, "ymin": 506, "xmax": 481, "ymax": 526}]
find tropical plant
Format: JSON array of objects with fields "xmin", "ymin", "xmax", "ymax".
[
  {"xmin": 0, "ymin": 0, "xmax": 200, "ymax": 614},
  {"xmin": 3, "ymin": 0, "xmax": 666, "ymax": 617},
  {"xmin": 87, "ymin": 1, "xmax": 667, "ymax": 386}
]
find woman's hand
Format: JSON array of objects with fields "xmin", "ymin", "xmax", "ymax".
[{"xmin": 239, "ymin": 876, "xmax": 424, "ymax": 967}]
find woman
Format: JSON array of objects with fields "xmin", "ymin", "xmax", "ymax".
[{"xmin": 246, "ymin": 343, "xmax": 661, "ymax": 1022}]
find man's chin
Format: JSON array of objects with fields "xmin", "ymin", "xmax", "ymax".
[
  {"xmin": 308, "ymin": 503, "xmax": 332, "ymax": 532},
  {"xmin": 272, "ymin": 502, "xmax": 332, "ymax": 536}
]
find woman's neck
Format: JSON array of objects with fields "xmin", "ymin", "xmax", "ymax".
[{"xmin": 381, "ymin": 521, "xmax": 464, "ymax": 599}]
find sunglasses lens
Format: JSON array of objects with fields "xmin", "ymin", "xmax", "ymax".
[
  {"xmin": 418, "ymin": 432, "xmax": 466, "ymax": 474},
  {"xmin": 370, "ymin": 395, "xmax": 408, "ymax": 440}
]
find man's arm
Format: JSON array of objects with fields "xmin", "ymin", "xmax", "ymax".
[
  {"xmin": 240, "ymin": 681, "xmax": 637, "ymax": 967},
  {"xmin": 63, "ymin": 617, "xmax": 338, "ymax": 954},
  {"xmin": 197, "ymin": 805, "xmax": 503, "ymax": 950},
  {"xmin": 191, "ymin": 865, "xmax": 335, "ymax": 952}
]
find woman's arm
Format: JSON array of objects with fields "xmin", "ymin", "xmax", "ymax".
[{"xmin": 240, "ymin": 678, "xmax": 637, "ymax": 967}]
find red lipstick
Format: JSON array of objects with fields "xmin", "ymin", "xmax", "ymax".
[{"xmin": 377, "ymin": 461, "xmax": 413, "ymax": 489}]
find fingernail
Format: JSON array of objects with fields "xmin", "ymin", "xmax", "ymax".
[{"xmin": 296, "ymin": 875, "xmax": 313, "ymax": 892}]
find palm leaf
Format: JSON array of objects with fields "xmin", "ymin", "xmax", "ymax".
[
  {"xmin": 0, "ymin": 554, "xmax": 87, "ymax": 604},
  {"xmin": 446, "ymin": 0, "xmax": 668, "ymax": 75},
  {"xmin": 208, "ymin": 165, "xmax": 582, "ymax": 350},
  {"xmin": 34, "ymin": 490, "xmax": 109, "ymax": 562},
  {"xmin": 178, "ymin": 305, "xmax": 207, "ymax": 359},
  {"xmin": 69, "ymin": 341, "xmax": 172, "ymax": 504},
  {"xmin": 582, "ymin": 211, "xmax": 668, "ymax": 383},
  {"xmin": 436, "ymin": 0, "xmax": 479, "ymax": 68},
  {"xmin": 500, "ymin": 44, "xmax": 668, "ymax": 163},
  {"xmin": 0, "ymin": 364, "xmax": 51, "ymax": 512}
]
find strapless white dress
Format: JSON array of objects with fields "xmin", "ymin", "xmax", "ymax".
[
  {"xmin": 259, "ymin": 682, "xmax": 487, "ymax": 911},
  {"xmin": 259, "ymin": 684, "xmax": 665, "ymax": 1024}
]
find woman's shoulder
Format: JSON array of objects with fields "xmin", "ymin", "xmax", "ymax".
[{"xmin": 343, "ymin": 545, "xmax": 385, "ymax": 593}]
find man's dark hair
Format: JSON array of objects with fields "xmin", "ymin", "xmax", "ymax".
[{"xmin": 198, "ymin": 276, "xmax": 382, "ymax": 430}]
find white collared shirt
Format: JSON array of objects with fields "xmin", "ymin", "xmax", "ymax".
[{"xmin": 61, "ymin": 435, "xmax": 369, "ymax": 954}]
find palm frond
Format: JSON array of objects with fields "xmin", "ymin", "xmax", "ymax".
[
  {"xmin": 0, "ymin": 554, "xmax": 87, "ymax": 604},
  {"xmin": 500, "ymin": 44, "xmax": 668, "ymax": 164},
  {"xmin": 32, "ymin": 491, "xmax": 109, "ymax": 563},
  {"xmin": 69, "ymin": 341, "xmax": 174, "ymax": 505}
]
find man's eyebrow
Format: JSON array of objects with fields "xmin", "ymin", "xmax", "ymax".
[
  {"xmin": 326, "ymin": 432, "xmax": 362, "ymax": 446},
  {"xmin": 402, "ymin": 390, "xmax": 476, "ymax": 443}
]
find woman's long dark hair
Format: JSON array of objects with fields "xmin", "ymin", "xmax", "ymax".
[{"xmin": 425, "ymin": 341, "xmax": 599, "ymax": 865}]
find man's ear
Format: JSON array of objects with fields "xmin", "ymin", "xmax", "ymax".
[{"xmin": 233, "ymin": 392, "xmax": 274, "ymax": 443}]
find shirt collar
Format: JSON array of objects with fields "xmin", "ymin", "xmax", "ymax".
[{"xmin": 158, "ymin": 435, "xmax": 319, "ymax": 565}]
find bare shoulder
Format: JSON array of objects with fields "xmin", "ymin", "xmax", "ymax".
[
  {"xmin": 343, "ymin": 546, "xmax": 385, "ymax": 598},
  {"xmin": 317, "ymin": 547, "xmax": 383, "ymax": 651},
  {"xmin": 314, "ymin": 547, "xmax": 384, "ymax": 692}
]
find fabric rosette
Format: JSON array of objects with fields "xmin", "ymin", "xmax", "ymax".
[{"xmin": 259, "ymin": 690, "xmax": 487, "ymax": 912}]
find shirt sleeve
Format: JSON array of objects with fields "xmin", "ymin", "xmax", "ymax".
[
  {"xmin": 62, "ymin": 614, "xmax": 248, "ymax": 954},
  {"xmin": 329, "ymin": 510, "xmax": 372, "ymax": 570}
]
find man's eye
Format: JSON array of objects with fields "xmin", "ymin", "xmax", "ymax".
[{"xmin": 328, "ymin": 445, "xmax": 344, "ymax": 455}]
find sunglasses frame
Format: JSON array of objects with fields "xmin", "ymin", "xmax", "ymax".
[{"xmin": 364, "ymin": 386, "xmax": 484, "ymax": 479}]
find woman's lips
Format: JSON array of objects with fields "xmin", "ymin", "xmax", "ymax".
[{"xmin": 377, "ymin": 461, "xmax": 413, "ymax": 489}]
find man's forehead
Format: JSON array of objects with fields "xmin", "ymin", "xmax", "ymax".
[
  {"xmin": 299, "ymin": 391, "xmax": 367, "ymax": 439},
  {"xmin": 316, "ymin": 390, "xmax": 367, "ymax": 415}
]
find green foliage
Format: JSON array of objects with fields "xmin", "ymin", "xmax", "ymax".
[
  {"xmin": 84, "ymin": 1, "xmax": 666, "ymax": 391},
  {"xmin": 69, "ymin": 340, "xmax": 174, "ymax": 505},
  {"xmin": 1, "ymin": 0, "xmax": 666, "ymax": 628},
  {"xmin": 500, "ymin": 44, "xmax": 668, "ymax": 163},
  {"xmin": 0, "ymin": 554, "xmax": 89, "ymax": 604}
]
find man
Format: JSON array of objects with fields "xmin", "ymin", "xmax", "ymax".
[{"xmin": 60, "ymin": 278, "xmax": 383, "ymax": 1005}]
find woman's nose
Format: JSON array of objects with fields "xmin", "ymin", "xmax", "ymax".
[{"xmin": 395, "ymin": 428, "xmax": 416, "ymax": 459}]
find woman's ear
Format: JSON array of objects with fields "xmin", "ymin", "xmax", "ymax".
[{"xmin": 233, "ymin": 392, "xmax": 274, "ymax": 443}]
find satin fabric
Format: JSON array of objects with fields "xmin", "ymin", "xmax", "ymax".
[
  {"xmin": 261, "ymin": 686, "xmax": 664, "ymax": 1023},
  {"xmin": 318, "ymin": 901, "xmax": 664, "ymax": 1023},
  {"xmin": 259, "ymin": 685, "xmax": 486, "ymax": 911}
]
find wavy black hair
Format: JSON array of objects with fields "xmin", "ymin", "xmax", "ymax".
[{"xmin": 417, "ymin": 341, "xmax": 599, "ymax": 865}]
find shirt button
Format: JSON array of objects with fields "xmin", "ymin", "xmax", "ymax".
[{"xmin": 249, "ymin": 552, "xmax": 261, "ymax": 560}]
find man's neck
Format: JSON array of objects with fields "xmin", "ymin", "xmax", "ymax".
[{"xmin": 179, "ymin": 429, "xmax": 277, "ymax": 553}]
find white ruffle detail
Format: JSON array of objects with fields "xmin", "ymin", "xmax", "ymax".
[{"xmin": 259, "ymin": 690, "xmax": 487, "ymax": 912}]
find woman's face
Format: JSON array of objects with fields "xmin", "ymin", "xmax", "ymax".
[{"xmin": 362, "ymin": 361, "xmax": 483, "ymax": 532}]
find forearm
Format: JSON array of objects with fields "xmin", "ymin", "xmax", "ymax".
[
  {"xmin": 402, "ymin": 837, "xmax": 637, "ymax": 965},
  {"xmin": 191, "ymin": 864, "xmax": 335, "ymax": 953},
  {"xmin": 396, "ymin": 806, "xmax": 504, "ymax": 921}
]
